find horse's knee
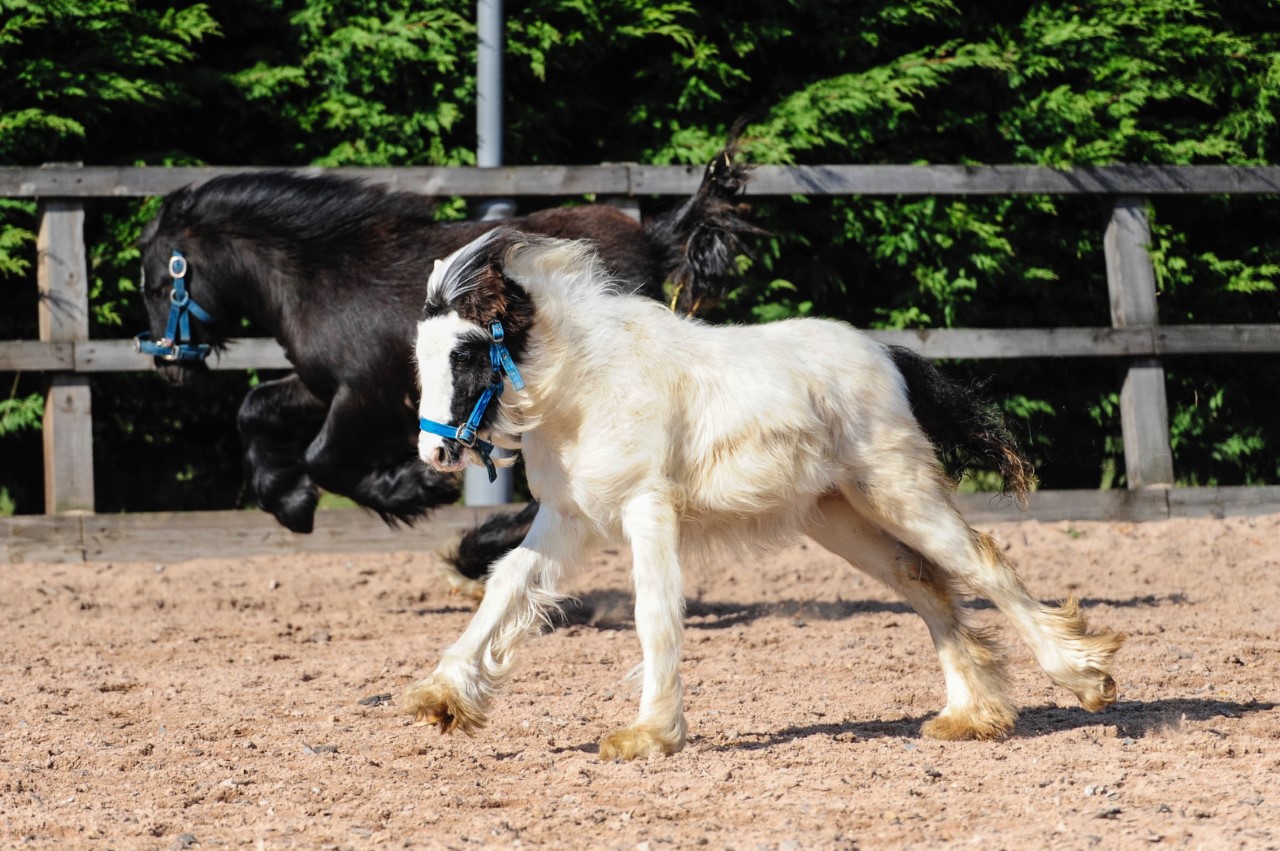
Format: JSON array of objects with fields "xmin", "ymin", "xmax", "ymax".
[
  {"xmin": 235, "ymin": 377, "xmax": 325, "ymax": 531},
  {"xmin": 307, "ymin": 447, "xmax": 461, "ymax": 521},
  {"xmin": 236, "ymin": 387, "xmax": 274, "ymax": 435},
  {"xmin": 242, "ymin": 437, "xmax": 317, "ymax": 532}
]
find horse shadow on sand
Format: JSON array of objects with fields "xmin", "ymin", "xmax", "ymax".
[
  {"xmin": 688, "ymin": 696, "xmax": 1276, "ymax": 754},
  {"xmin": 540, "ymin": 588, "xmax": 1268, "ymax": 754},
  {"xmin": 552, "ymin": 588, "xmax": 1193, "ymax": 631},
  {"xmin": 548, "ymin": 696, "xmax": 1275, "ymax": 756}
]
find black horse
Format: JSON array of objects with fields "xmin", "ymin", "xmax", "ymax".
[{"xmin": 136, "ymin": 145, "xmax": 758, "ymax": 582}]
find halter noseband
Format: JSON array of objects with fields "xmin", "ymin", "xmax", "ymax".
[
  {"xmin": 419, "ymin": 320, "xmax": 526, "ymax": 483},
  {"xmin": 133, "ymin": 250, "xmax": 215, "ymax": 363}
]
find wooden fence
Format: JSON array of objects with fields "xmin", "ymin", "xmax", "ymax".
[{"xmin": 3, "ymin": 163, "xmax": 1280, "ymax": 562}]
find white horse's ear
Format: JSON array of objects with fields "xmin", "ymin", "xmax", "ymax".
[{"xmin": 433, "ymin": 259, "xmax": 444, "ymax": 274}]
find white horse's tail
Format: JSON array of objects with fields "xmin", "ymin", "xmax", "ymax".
[{"xmin": 887, "ymin": 345, "xmax": 1037, "ymax": 506}]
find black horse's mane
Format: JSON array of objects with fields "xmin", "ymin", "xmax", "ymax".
[{"xmin": 157, "ymin": 171, "xmax": 437, "ymax": 248}]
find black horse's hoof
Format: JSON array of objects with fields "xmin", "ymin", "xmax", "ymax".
[
  {"xmin": 273, "ymin": 486, "xmax": 319, "ymax": 533},
  {"xmin": 275, "ymin": 502, "xmax": 316, "ymax": 533},
  {"xmin": 256, "ymin": 473, "xmax": 320, "ymax": 534}
]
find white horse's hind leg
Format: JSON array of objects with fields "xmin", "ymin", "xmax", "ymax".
[
  {"xmin": 404, "ymin": 508, "xmax": 589, "ymax": 734},
  {"xmin": 807, "ymin": 494, "xmax": 1017, "ymax": 740},
  {"xmin": 840, "ymin": 462, "xmax": 1123, "ymax": 723},
  {"xmin": 966, "ymin": 530, "xmax": 1124, "ymax": 711},
  {"xmin": 600, "ymin": 492, "xmax": 687, "ymax": 760}
]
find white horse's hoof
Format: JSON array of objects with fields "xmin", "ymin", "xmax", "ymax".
[{"xmin": 403, "ymin": 676, "xmax": 486, "ymax": 735}]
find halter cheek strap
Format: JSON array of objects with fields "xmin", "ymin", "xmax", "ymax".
[
  {"xmin": 133, "ymin": 250, "xmax": 215, "ymax": 363},
  {"xmin": 419, "ymin": 320, "xmax": 525, "ymax": 483}
]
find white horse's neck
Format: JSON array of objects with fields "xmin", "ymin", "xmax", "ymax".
[{"xmin": 495, "ymin": 240, "xmax": 633, "ymax": 442}]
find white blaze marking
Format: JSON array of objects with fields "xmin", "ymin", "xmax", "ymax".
[{"xmin": 416, "ymin": 310, "xmax": 478, "ymax": 463}]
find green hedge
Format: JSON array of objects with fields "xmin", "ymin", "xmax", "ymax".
[{"xmin": 3, "ymin": 0, "xmax": 1278, "ymax": 513}]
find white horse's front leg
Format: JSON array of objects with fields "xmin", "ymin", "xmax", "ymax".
[
  {"xmin": 404, "ymin": 507, "xmax": 588, "ymax": 735},
  {"xmin": 601, "ymin": 493, "xmax": 686, "ymax": 760}
]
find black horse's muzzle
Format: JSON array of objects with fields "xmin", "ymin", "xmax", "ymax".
[
  {"xmin": 134, "ymin": 330, "xmax": 211, "ymax": 363},
  {"xmin": 148, "ymin": 355, "xmax": 211, "ymax": 386},
  {"xmin": 134, "ymin": 250, "xmax": 215, "ymax": 366}
]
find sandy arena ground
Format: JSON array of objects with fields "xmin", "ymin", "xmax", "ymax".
[{"xmin": 1, "ymin": 513, "xmax": 1277, "ymax": 849}]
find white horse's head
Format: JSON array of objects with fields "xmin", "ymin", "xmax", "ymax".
[{"xmin": 415, "ymin": 228, "xmax": 534, "ymax": 475}]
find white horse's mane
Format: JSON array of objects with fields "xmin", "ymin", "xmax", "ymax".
[
  {"xmin": 424, "ymin": 228, "xmax": 503, "ymax": 308},
  {"xmin": 502, "ymin": 234, "xmax": 628, "ymax": 306},
  {"xmin": 426, "ymin": 227, "xmax": 626, "ymax": 313}
]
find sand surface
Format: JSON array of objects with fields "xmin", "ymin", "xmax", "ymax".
[{"xmin": 2, "ymin": 514, "xmax": 1277, "ymax": 849}]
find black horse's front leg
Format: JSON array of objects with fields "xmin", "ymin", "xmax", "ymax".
[
  {"xmin": 237, "ymin": 374, "xmax": 328, "ymax": 533},
  {"xmin": 302, "ymin": 385, "xmax": 461, "ymax": 526},
  {"xmin": 445, "ymin": 501, "xmax": 540, "ymax": 582}
]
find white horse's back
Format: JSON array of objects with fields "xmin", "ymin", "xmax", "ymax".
[{"xmin": 518, "ymin": 289, "xmax": 921, "ymax": 549}]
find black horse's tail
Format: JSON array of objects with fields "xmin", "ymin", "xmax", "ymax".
[
  {"xmin": 887, "ymin": 345, "xmax": 1037, "ymax": 507},
  {"xmin": 644, "ymin": 132, "xmax": 766, "ymax": 316}
]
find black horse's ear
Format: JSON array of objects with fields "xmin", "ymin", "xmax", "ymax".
[
  {"xmin": 137, "ymin": 185, "xmax": 195, "ymax": 248},
  {"xmin": 164, "ymin": 185, "xmax": 196, "ymax": 225},
  {"xmin": 137, "ymin": 209, "xmax": 162, "ymax": 248}
]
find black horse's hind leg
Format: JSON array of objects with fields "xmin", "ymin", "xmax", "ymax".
[
  {"xmin": 445, "ymin": 501, "xmax": 540, "ymax": 581},
  {"xmin": 303, "ymin": 385, "xmax": 461, "ymax": 524},
  {"xmin": 237, "ymin": 374, "xmax": 327, "ymax": 533}
]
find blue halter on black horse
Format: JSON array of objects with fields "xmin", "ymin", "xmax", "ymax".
[{"xmin": 133, "ymin": 142, "xmax": 760, "ymax": 584}]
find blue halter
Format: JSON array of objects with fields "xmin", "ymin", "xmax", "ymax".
[
  {"xmin": 419, "ymin": 320, "xmax": 526, "ymax": 483},
  {"xmin": 133, "ymin": 250, "xmax": 215, "ymax": 363}
]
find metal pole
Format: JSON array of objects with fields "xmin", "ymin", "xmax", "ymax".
[
  {"xmin": 475, "ymin": 0, "xmax": 515, "ymax": 219},
  {"xmin": 466, "ymin": 0, "xmax": 516, "ymax": 505}
]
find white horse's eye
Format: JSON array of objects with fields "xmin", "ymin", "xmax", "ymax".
[{"xmin": 450, "ymin": 348, "xmax": 475, "ymax": 365}]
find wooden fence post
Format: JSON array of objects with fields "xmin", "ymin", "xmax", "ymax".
[
  {"xmin": 37, "ymin": 197, "xmax": 95, "ymax": 514},
  {"xmin": 1103, "ymin": 197, "xmax": 1174, "ymax": 489}
]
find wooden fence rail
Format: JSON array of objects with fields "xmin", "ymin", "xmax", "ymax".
[{"xmin": 2, "ymin": 163, "xmax": 1279, "ymax": 562}]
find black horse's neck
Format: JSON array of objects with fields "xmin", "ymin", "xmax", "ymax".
[{"xmin": 156, "ymin": 172, "xmax": 442, "ymax": 351}]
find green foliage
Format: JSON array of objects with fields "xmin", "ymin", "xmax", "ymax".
[
  {"xmin": 230, "ymin": 1, "xmax": 476, "ymax": 165},
  {"xmin": 0, "ymin": 199, "xmax": 33, "ymax": 278},
  {"xmin": 0, "ymin": 1, "xmax": 219, "ymax": 161},
  {"xmin": 0, "ymin": 0, "xmax": 219, "ymax": 312},
  {"xmin": 0, "ymin": 390, "xmax": 41, "ymax": 436},
  {"xmin": 88, "ymin": 199, "xmax": 162, "ymax": 330},
  {"xmin": 3, "ymin": 0, "xmax": 1280, "ymax": 512}
]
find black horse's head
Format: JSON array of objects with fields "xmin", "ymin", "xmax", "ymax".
[
  {"xmin": 135, "ymin": 187, "xmax": 229, "ymax": 385},
  {"xmin": 135, "ymin": 171, "xmax": 440, "ymax": 385}
]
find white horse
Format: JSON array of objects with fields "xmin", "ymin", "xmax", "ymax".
[{"xmin": 406, "ymin": 227, "xmax": 1123, "ymax": 760}]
